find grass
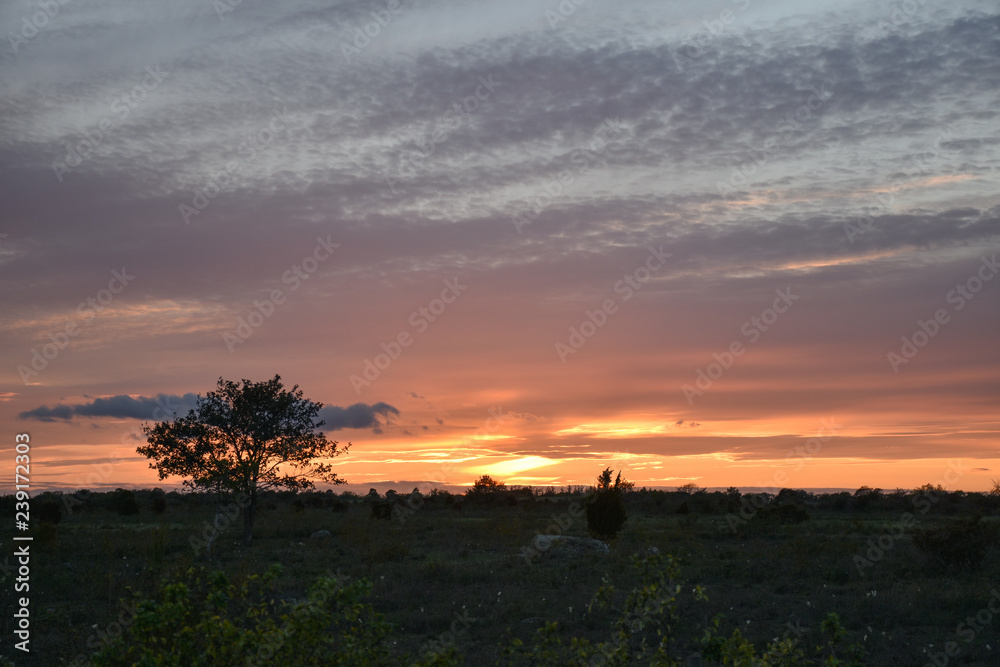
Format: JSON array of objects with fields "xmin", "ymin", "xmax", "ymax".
[{"xmin": 2, "ymin": 488, "xmax": 1000, "ymax": 665}]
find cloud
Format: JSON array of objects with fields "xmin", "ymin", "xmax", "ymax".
[
  {"xmin": 316, "ymin": 402, "xmax": 400, "ymax": 431},
  {"xmin": 19, "ymin": 393, "xmax": 399, "ymax": 431},
  {"xmin": 19, "ymin": 393, "xmax": 200, "ymax": 422}
]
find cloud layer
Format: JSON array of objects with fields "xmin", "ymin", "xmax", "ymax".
[{"xmin": 2, "ymin": 0, "xmax": 998, "ymax": 490}]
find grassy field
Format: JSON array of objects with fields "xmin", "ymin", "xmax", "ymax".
[{"xmin": 2, "ymin": 486, "xmax": 999, "ymax": 665}]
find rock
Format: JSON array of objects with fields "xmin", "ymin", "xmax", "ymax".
[
  {"xmin": 530, "ymin": 534, "xmax": 609, "ymax": 559},
  {"xmin": 310, "ymin": 529, "xmax": 331, "ymax": 539}
]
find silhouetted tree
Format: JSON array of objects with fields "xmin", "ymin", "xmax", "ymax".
[
  {"xmin": 471, "ymin": 475, "xmax": 505, "ymax": 493},
  {"xmin": 468, "ymin": 474, "xmax": 507, "ymax": 503},
  {"xmin": 587, "ymin": 467, "xmax": 631, "ymax": 540},
  {"xmin": 138, "ymin": 375, "xmax": 349, "ymax": 544}
]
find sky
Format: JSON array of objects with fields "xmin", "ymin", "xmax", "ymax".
[{"xmin": 1, "ymin": 0, "xmax": 998, "ymax": 494}]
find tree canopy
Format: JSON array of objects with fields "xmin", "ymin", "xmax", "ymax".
[{"xmin": 138, "ymin": 375, "xmax": 349, "ymax": 543}]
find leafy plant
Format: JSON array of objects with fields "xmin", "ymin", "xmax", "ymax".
[{"xmin": 93, "ymin": 565, "xmax": 396, "ymax": 666}]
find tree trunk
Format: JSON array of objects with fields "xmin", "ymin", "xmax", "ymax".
[{"xmin": 241, "ymin": 493, "xmax": 256, "ymax": 544}]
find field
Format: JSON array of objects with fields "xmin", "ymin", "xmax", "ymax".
[{"xmin": 3, "ymin": 486, "xmax": 1000, "ymax": 666}]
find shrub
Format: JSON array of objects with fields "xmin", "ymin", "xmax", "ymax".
[
  {"xmin": 328, "ymin": 497, "xmax": 349, "ymax": 513},
  {"xmin": 39, "ymin": 500, "xmax": 62, "ymax": 525},
  {"xmin": 502, "ymin": 552, "xmax": 865, "ymax": 666},
  {"xmin": 112, "ymin": 488, "xmax": 139, "ymax": 516},
  {"xmin": 467, "ymin": 475, "xmax": 506, "ymax": 504},
  {"xmin": 913, "ymin": 516, "xmax": 998, "ymax": 570},
  {"xmin": 429, "ymin": 488, "xmax": 453, "ymax": 505},
  {"xmin": 92, "ymin": 566, "xmax": 399, "ymax": 666},
  {"xmin": 371, "ymin": 501, "xmax": 393, "ymax": 520},
  {"xmin": 151, "ymin": 497, "xmax": 167, "ymax": 515},
  {"xmin": 585, "ymin": 468, "xmax": 630, "ymax": 540}
]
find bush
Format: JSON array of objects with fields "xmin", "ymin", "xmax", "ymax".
[
  {"xmin": 585, "ymin": 468, "xmax": 630, "ymax": 540},
  {"xmin": 913, "ymin": 516, "xmax": 998, "ymax": 570},
  {"xmin": 467, "ymin": 475, "xmax": 506, "ymax": 504},
  {"xmin": 112, "ymin": 488, "xmax": 139, "ymax": 516},
  {"xmin": 328, "ymin": 497, "xmax": 349, "ymax": 513},
  {"xmin": 92, "ymin": 566, "xmax": 403, "ymax": 666},
  {"xmin": 151, "ymin": 497, "xmax": 167, "ymax": 514},
  {"xmin": 501, "ymin": 552, "xmax": 865, "ymax": 666},
  {"xmin": 38, "ymin": 500, "xmax": 62, "ymax": 525},
  {"xmin": 371, "ymin": 501, "xmax": 393, "ymax": 520}
]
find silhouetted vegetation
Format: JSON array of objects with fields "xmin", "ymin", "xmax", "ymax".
[
  {"xmin": 38, "ymin": 499, "xmax": 62, "ymax": 525},
  {"xmin": 137, "ymin": 375, "xmax": 350, "ymax": 543},
  {"xmin": 112, "ymin": 488, "xmax": 139, "ymax": 516},
  {"xmin": 150, "ymin": 496, "xmax": 167, "ymax": 515},
  {"xmin": 585, "ymin": 468, "xmax": 631, "ymax": 540},
  {"xmin": 6, "ymin": 478, "xmax": 1000, "ymax": 665},
  {"xmin": 912, "ymin": 515, "xmax": 998, "ymax": 571}
]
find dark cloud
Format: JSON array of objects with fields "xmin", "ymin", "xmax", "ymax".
[
  {"xmin": 316, "ymin": 402, "xmax": 400, "ymax": 431},
  {"xmin": 19, "ymin": 393, "xmax": 398, "ymax": 432},
  {"xmin": 19, "ymin": 393, "xmax": 199, "ymax": 422}
]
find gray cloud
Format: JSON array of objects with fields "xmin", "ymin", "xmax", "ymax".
[
  {"xmin": 19, "ymin": 393, "xmax": 398, "ymax": 432},
  {"xmin": 19, "ymin": 393, "xmax": 200, "ymax": 422},
  {"xmin": 316, "ymin": 402, "xmax": 400, "ymax": 431}
]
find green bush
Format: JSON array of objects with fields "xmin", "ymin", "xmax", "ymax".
[
  {"xmin": 913, "ymin": 516, "xmax": 998, "ymax": 571},
  {"xmin": 502, "ymin": 552, "xmax": 866, "ymax": 666},
  {"xmin": 93, "ymin": 566, "xmax": 396, "ymax": 666}
]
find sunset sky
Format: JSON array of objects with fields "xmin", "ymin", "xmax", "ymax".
[{"xmin": 2, "ymin": 0, "xmax": 998, "ymax": 494}]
